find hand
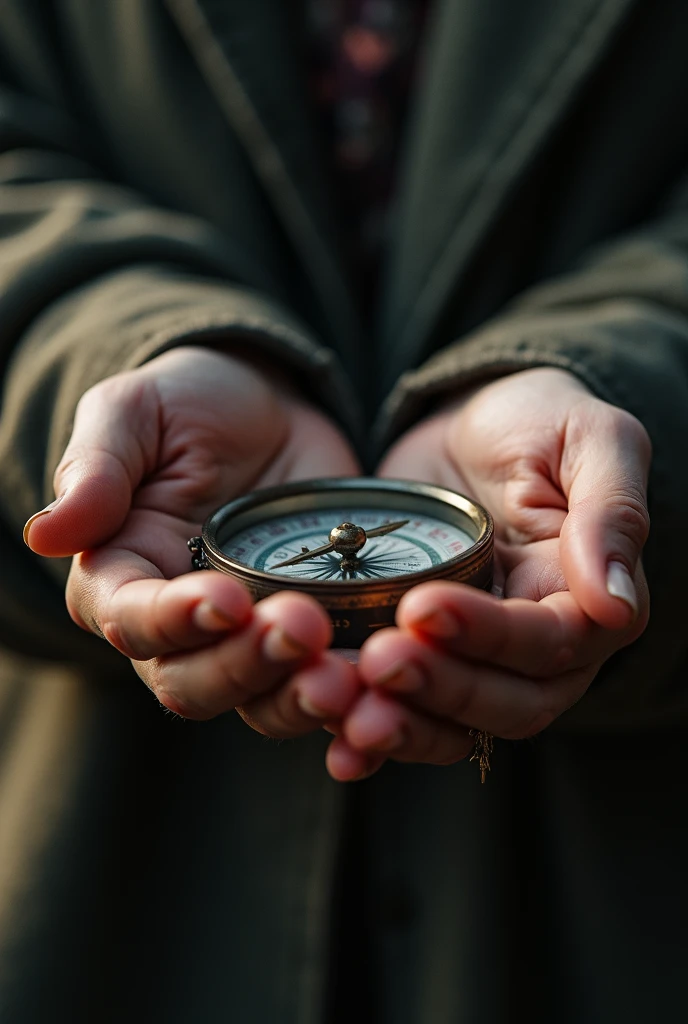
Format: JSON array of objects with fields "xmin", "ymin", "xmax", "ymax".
[
  {"xmin": 24, "ymin": 347, "xmax": 361, "ymax": 735},
  {"xmin": 327, "ymin": 368, "xmax": 651, "ymax": 781}
]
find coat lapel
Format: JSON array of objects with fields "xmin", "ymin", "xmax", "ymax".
[
  {"xmin": 166, "ymin": 0, "xmax": 637, "ymax": 406},
  {"xmin": 379, "ymin": 0, "xmax": 638, "ymax": 391},
  {"xmin": 164, "ymin": 0, "xmax": 363, "ymax": 370}
]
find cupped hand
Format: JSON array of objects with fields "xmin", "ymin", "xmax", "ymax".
[
  {"xmin": 327, "ymin": 368, "xmax": 651, "ymax": 780},
  {"xmin": 24, "ymin": 346, "xmax": 361, "ymax": 734}
]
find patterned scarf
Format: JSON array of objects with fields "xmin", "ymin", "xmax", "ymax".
[{"xmin": 306, "ymin": 0, "xmax": 431, "ymax": 305}]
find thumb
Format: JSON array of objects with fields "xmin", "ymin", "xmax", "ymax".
[
  {"xmin": 559, "ymin": 404, "xmax": 651, "ymax": 631},
  {"xmin": 24, "ymin": 374, "xmax": 157, "ymax": 557}
]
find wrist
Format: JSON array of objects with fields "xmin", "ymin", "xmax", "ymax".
[{"xmin": 438, "ymin": 366, "xmax": 592, "ymax": 416}]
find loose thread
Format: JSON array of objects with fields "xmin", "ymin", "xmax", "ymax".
[{"xmin": 469, "ymin": 730, "xmax": 494, "ymax": 783}]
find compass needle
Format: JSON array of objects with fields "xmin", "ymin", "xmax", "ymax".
[
  {"xmin": 272, "ymin": 538, "xmax": 335, "ymax": 568},
  {"xmin": 365, "ymin": 519, "xmax": 409, "ymax": 538}
]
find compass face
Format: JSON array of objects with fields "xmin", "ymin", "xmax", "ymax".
[
  {"xmin": 195, "ymin": 479, "xmax": 493, "ymax": 647},
  {"xmin": 221, "ymin": 506, "xmax": 475, "ymax": 582}
]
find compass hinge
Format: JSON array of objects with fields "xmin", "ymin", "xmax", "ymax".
[{"xmin": 188, "ymin": 536, "xmax": 210, "ymax": 571}]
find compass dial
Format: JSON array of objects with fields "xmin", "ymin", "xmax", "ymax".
[
  {"xmin": 222, "ymin": 507, "xmax": 475, "ymax": 582},
  {"xmin": 193, "ymin": 478, "xmax": 493, "ymax": 648}
]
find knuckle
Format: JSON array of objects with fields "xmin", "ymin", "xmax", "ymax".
[
  {"xmin": 607, "ymin": 492, "xmax": 650, "ymax": 548},
  {"xmin": 571, "ymin": 486, "xmax": 650, "ymax": 553}
]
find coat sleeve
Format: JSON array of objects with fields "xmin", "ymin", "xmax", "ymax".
[
  {"xmin": 378, "ymin": 184, "xmax": 688, "ymax": 732},
  {"xmin": 0, "ymin": 83, "xmax": 357, "ymax": 665}
]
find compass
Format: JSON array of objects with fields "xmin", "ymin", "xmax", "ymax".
[{"xmin": 188, "ymin": 478, "xmax": 493, "ymax": 648}]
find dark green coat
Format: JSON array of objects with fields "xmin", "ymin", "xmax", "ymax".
[{"xmin": 0, "ymin": 1, "xmax": 687, "ymax": 1020}]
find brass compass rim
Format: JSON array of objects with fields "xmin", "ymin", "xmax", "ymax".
[{"xmin": 200, "ymin": 477, "xmax": 493, "ymax": 597}]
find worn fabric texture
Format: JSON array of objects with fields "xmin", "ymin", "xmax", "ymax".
[{"xmin": 0, "ymin": 1, "xmax": 687, "ymax": 1020}]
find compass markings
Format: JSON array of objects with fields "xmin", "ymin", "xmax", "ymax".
[
  {"xmin": 267, "ymin": 536, "xmax": 429, "ymax": 581},
  {"xmin": 229, "ymin": 507, "xmax": 470, "ymax": 578}
]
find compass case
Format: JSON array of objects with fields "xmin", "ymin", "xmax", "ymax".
[{"xmin": 191, "ymin": 479, "xmax": 494, "ymax": 648}]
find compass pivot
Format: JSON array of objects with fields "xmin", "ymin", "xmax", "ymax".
[{"xmin": 329, "ymin": 522, "xmax": 367, "ymax": 561}]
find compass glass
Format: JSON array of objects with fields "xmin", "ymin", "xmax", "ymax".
[
  {"xmin": 195, "ymin": 479, "xmax": 493, "ymax": 648},
  {"xmin": 222, "ymin": 506, "xmax": 475, "ymax": 582}
]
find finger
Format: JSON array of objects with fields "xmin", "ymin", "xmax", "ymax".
[
  {"xmin": 64, "ymin": 520, "xmax": 228, "ymax": 647},
  {"xmin": 395, "ymin": 581, "xmax": 623, "ymax": 677},
  {"xmin": 236, "ymin": 652, "xmax": 360, "ymax": 739},
  {"xmin": 84, "ymin": 567, "xmax": 254, "ymax": 659},
  {"xmin": 136, "ymin": 591, "xmax": 333, "ymax": 720},
  {"xmin": 358, "ymin": 628, "xmax": 591, "ymax": 739},
  {"xmin": 343, "ymin": 689, "xmax": 475, "ymax": 765},
  {"xmin": 325, "ymin": 735, "xmax": 386, "ymax": 782},
  {"xmin": 24, "ymin": 373, "xmax": 158, "ymax": 556},
  {"xmin": 559, "ymin": 402, "xmax": 651, "ymax": 630}
]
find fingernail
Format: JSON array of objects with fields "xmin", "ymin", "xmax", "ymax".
[
  {"xmin": 23, "ymin": 492, "xmax": 66, "ymax": 546},
  {"xmin": 374, "ymin": 660, "xmax": 425, "ymax": 692},
  {"xmin": 296, "ymin": 692, "xmax": 328, "ymax": 719},
  {"xmin": 606, "ymin": 561, "xmax": 638, "ymax": 616},
  {"xmin": 412, "ymin": 606, "xmax": 462, "ymax": 639},
  {"xmin": 262, "ymin": 626, "xmax": 311, "ymax": 663},
  {"xmin": 192, "ymin": 600, "xmax": 239, "ymax": 633}
]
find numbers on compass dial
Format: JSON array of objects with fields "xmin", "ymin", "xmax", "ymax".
[{"xmin": 222, "ymin": 507, "xmax": 474, "ymax": 582}]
